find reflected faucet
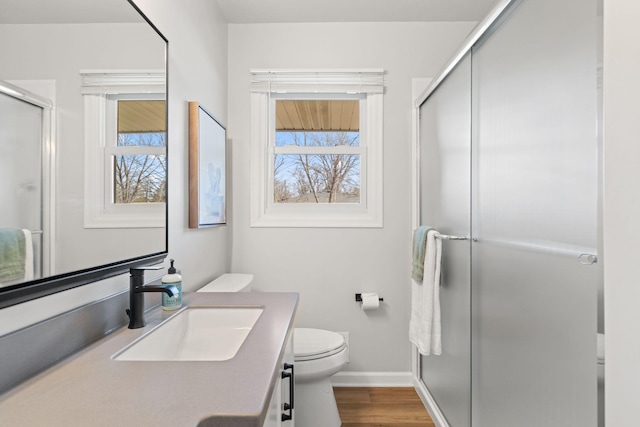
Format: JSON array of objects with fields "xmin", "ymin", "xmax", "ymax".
[{"xmin": 126, "ymin": 265, "xmax": 179, "ymax": 329}]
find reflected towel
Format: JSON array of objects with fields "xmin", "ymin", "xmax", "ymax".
[
  {"xmin": 23, "ymin": 229, "xmax": 33, "ymax": 281},
  {"xmin": 409, "ymin": 229, "xmax": 442, "ymax": 355},
  {"xmin": 0, "ymin": 228, "xmax": 27, "ymax": 283},
  {"xmin": 412, "ymin": 226, "xmax": 431, "ymax": 282}
]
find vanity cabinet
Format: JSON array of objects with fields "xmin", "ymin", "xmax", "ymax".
[{"xmin": 264, "ymin": 328, "xmax": 295, "ymax": 426}]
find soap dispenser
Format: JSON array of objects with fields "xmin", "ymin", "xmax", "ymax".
[{"xmin": 162, "ymin": 259, "xmax": 182, "ymax": 310}]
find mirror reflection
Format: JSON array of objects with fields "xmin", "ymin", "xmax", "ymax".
[{"xmin": 0, "ymin": 0, "xmax": 167, "ymax": 288}]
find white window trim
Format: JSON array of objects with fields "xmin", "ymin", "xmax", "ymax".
[
  {"xmin": 250, "ymin": 69, "xmax": 384, "ymax": 228},
  {"xmin": 82, "ymin": 70, "xmax": 166, "ymax": 229}
]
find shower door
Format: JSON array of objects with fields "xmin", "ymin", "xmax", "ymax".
[
  {"xmin": 418, "ymin": 0, "xmax": 599, "ymax": 425},
  {"xmin": 470, "ymin": 0, "xmax": 599, "ymax": 425},
  {"xmin": 0, "ymin": 91, "xmax": 43, "ymax": 281},
  {"xmin": 419, "ymin": 53, "xmax": 472, "ymax": 427}
]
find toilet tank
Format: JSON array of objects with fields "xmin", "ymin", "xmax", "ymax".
[{"xmin": 198, "ymin": 273, "xmax": 254, "ymax": 293}]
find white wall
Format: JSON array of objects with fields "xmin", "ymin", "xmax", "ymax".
[
  {"xmin": 0, "ymin": 0, "xmax": 230, "ymax": 336},
  {"xmin": 134, "ymin": 0, "xmax": 231, "ymax": 292},
  {"xmin": 603, "ymin": 0, "xmax": 640, "ymax": 424},
  {"xmin": 228, "ymin": 22, "xmax": 476, "ymax": 372}
]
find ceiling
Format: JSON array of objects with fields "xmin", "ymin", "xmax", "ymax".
[
  {"xmin": 276, "ymin": 100, "xmax": 359, "ymax": 132},
  {"xmin": 215, "ymin": 0, "xmax": 500, "ymax": 24},
  {"xmin": 0, "ymin": 0, "xmax": 143, "ymax": 24},
  {"xmin": 0, "ymin": 0, "xmax": 499, "ymax": 25},
  {"xmin": 118, "ymin": 100, "xmax": 166, "ymax": 133}
]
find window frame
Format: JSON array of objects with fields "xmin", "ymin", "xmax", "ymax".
[
  {"xmin": 270, "ymin": 93, "xmax": 366, "ymax": 208},
  {"xmin": 106, "ymin": 93, "xmax": 167, "ymax": 206},
  {"xmin": 81, "ymin": 71, "xmax": 166, "ymax": 229},
  {"xmin": 250, "ymin": 69, "xmax": 384, "ymax": 228}
]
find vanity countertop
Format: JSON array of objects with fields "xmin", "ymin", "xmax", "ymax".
[{"xmin": 0, "ymin": 291, "xmax": 299, "ymax": 427}]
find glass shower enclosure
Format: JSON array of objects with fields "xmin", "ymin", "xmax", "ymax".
[{"xmin": 417, "ymin": 0, "xmax": 600, "ymax": 425}]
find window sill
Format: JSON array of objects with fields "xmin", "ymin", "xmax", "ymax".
[
  {"xmin": 84, "ymin": 204, "xmax": 165, "ymax": 229},
  {"xmin": 250, "ymin": 208, "xmax": 383, "ymax": 228}
]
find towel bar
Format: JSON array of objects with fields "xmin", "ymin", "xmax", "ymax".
[{"xmin": 434, "ymin": 233, "xmax": 470, "ymax": 241}]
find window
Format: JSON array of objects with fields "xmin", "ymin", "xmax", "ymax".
[
  {"xmin": 109, "ymin": 96, "xmax": 166, "ymax": 205},
  {"xmin": 250, "ymin": 70, "xmax": 384, "ymax": 227},
  {"xmin": 274, "ymin": 99, "xmax": 361, "ymax": 204},
  {"xmin": 82, "ymin": 71, "xmax": 166, "ymax": 228}
]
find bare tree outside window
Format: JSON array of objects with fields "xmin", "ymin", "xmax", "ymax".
[
  {"xmin": 274, "ymin": 131, "xmax": 360, "ymax": 203},
  {"xmin": 114, "ymin": 132, "xmax": 167, "ymax": 204}
]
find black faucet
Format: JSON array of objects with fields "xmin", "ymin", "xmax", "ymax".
[{"xmin": 126, "ymin": 265, "xmax": 179, "ymax": 329}]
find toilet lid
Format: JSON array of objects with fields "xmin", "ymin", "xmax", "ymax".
[{"xmin": 294, "ymin": 328, "xmax": 346, "ymax": 361}]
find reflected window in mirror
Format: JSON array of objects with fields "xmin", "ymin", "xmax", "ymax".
[
  {"xmin": 111, "ymin": 97, "xmax": 167, "ymax": 205},
  {"xmin": 82, "ymin": 71, "xmax": 167, "ymax": 229}
]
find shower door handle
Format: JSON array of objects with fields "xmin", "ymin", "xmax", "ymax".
[{"xmin": 578, "ymin": 254, "xmax": 597, "ymax": 265}]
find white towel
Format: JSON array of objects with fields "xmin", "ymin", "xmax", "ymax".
[
  {"xmin": 22, "ymin": 229, "xmax": 34, "ymax": 281},
  {"xmin": 409, "ymin": 229, "xmax": 442, "ymax": 355}
]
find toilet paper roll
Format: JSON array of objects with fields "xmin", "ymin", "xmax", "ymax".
[{"xmin": 361, "ymin": 293, "xmax": 380, "ymax": 310}]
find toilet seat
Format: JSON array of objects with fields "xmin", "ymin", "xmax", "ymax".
[{"xmin": 294, "ymin": 328, "xmax": 346, "ymax": 362}]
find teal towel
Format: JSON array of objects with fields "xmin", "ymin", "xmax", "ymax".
[
  {"xmin": 0, "ymin": 228, "xmax": 26, "ymax": 283},
  {"xmin": 412, "ymin": 226, "xmax": 432, "ymax": 282}
]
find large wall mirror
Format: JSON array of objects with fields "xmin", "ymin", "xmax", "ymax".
[{"xmin": 0, "ymin": 0, "xmax": 168, "ymax": 308}]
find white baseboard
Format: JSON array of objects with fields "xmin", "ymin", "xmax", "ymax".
[
  {"xmin": 330, "ymin": 371, "xmax": 413, "ymax": 387},
  {"xmin": 413, "ymin": 377, "xmax": 450, "ymax": 427}
]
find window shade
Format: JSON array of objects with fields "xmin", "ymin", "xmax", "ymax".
[{"xmin": 250, "ymin": 69, "xmax": 384, "ymax": 94}]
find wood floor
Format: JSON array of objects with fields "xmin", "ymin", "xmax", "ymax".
[{"xmin": 334, "ymin": 387, "xmax": 435, "ymax": 427}]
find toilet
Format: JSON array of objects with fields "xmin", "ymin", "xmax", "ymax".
[{"xmin": 198, "ymin": 274, "xmax": 349, "ymax": 427}]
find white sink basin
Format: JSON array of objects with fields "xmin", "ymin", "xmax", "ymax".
[{"xmin": 113, "ymin": 307, "xmax": 263, "ymax": 361}]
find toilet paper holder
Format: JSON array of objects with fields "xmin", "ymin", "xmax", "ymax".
[{"xmin": 355, "ymin": 293, "xmax": 383, "ymax": 302}]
